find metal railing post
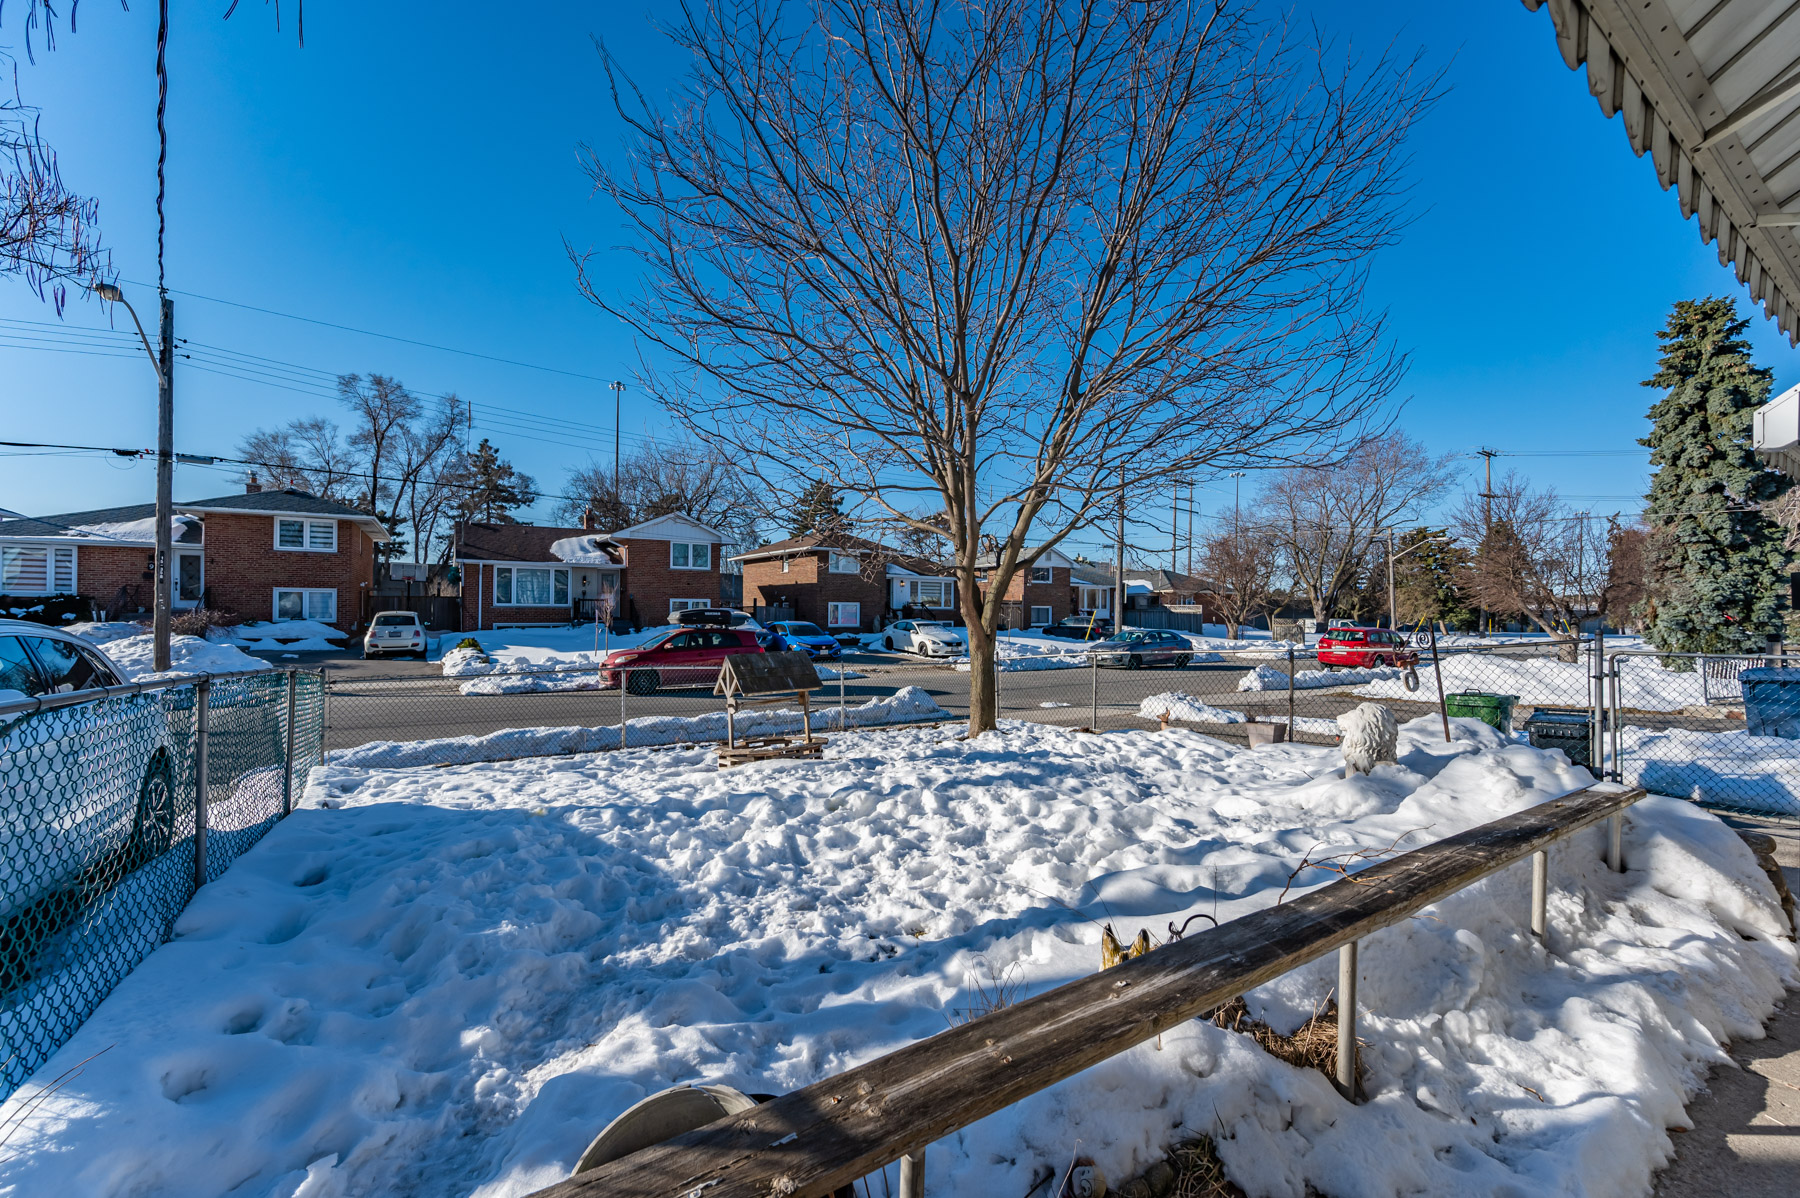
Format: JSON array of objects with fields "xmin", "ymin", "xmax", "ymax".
[
  {"xmin": 1608, "ymin": 813, "xmax": 1624, "ymax": 873},
  {"xmin": 282, "ymin": 670, "xmax": 297, "ymax": 818},
  {"xmin": 193, "ymin": 678, "xmax": 211, "ymax": 891},
  {"xmin": 621, "ymin": 667, "xmax": 629, "ymax": 751},
  {"xmin": 1090, "ymin": 655, "xmax": 1098, "ymax": 731},
  {"xmin": 1530, "ymin": 850, "xmax": 1548, "ymax": 939},
  {"xmin": 1609, "ymin": 657, "xmax": 1623, "ymax": 784},
  {"xmin": 1336, "ymin": 940, "xmax": 1357, "ymax": 1101},
  {"xmin": 838, "ymin": 663, "xmax": 846, "ymax": 731},
  {"xmin": 899, "ymin": 1148, "xmax": 925, "ymax": 1198},
  {"xmin": 1287, "ymin": 645, "xmax": 1296, "ymax": 732}
]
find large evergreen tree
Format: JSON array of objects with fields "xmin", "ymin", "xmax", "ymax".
[
  {"xmin": 455, "ymin": 439, "xmax": 538, "ymax": 524},
  {"xmin": 789, "ymin": 479, "xmax": 847, "ymax": 538},
  {"xmin": 1639, "ymin": 297, "xmax": 1790, "ymax": 653}
]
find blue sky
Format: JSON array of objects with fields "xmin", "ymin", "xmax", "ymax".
[{"xmin": 1, "ymin": 1, "xmax": 1794, "ymax": 561}]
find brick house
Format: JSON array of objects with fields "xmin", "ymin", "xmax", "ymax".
[
  {"xmin": 0, "ymin": 487, "xmax": 388, "ymax": 628},
  {"xmin": 732, "ymin": 533, "xmax": 959, "ymax": 633},
  {"xmin": 453, "ymin": 513, "xmax": 724, "ymax": 632},
  {"xmin": 976, "ymin": 546, "xmax": 1075, "ymax": 629}
]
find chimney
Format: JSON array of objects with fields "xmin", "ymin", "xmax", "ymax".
[
  {"xmin": 581, "ymin": 508, "xmax": 597, "ymax": 531},
  {"xmin": 245, "ymin": 472, "xmax": 262, "ymax": 494}
]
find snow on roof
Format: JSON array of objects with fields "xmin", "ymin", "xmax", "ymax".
[
  {"xmin": 548, "ymin": 535, "xmax": 624, "ymax": 565},
  {"xmin": 65, "ymin": 514, "xmax": 201, "ymax": 544}
]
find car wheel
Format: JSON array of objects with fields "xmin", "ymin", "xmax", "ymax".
[
  {"xmin": 1128, "ymin": 654, "xmax": 1142, "ymax": 670},
  {"xmin": 626, "ymin": 670, "xmax": 660, "ymax": 696},
  {"xmin": 1174, "ymin": 654, "xmax": 1191, "ymax": 668},
  {"xmin": 130, "ymin": 755, "xmax": 176, "ymax": 865},
  {"xmin": 884, "ymin": 637, "xmax": 895, "ymax": 651}
]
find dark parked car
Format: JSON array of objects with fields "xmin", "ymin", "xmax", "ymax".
[
  {"xmin": 1087, "ymin": 628, "xmax": 1193, "ymax": 669},
  {"xmin": 602, "ymin": 627, "xmax": 764, "ymax": 694},
  {"xmin": 1040, "ymin": 617, "xmax": 1115, "ymax": 641},
  {"xmin": 1316, "ymin": 626, "xmax": 1419, "ymax": 670}
]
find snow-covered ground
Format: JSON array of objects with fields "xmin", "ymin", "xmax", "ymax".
[
  {"xmin": 2, "ymin": 720, "xmax": 1791, "ymax": 1198},
  {"xmin": 1240, "ymin": 663, "xmax": 1404, "ymax": 692},
  {"xmin": 226, "ymin": 619, "xmax": 351, "ymax": 653},
  {"xmin": 1138, "ymin": 692, "xmax": 1341, "ymax": 736},
  {"xmin": 68, "ymin": 624, "xmax": 267, "ymax": 681},
  {"xmin": 1617, "ymin": 724, "xmax": 1800, "ymax": 815},
  {"xmin": 1356, "ymin": 653, "xmax": 1706, "ymax": 712}
]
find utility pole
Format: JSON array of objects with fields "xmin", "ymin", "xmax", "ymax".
[
  {"xmin": 1114, "ymin": 471, "xmax": 1126, "ymax": 630},
  {"xmin": 1185, "ymin": 483, "xmax": 1195, "ymax": 578},
  {"xmin": 1171, "ymin": 482, "xmax": 1179, "ymax": 576},
  {"xmin": 154, "ymin": 293, "xmax": 174, "ymax": 671},
  {"xmin": 610, "ymin": 381, "xmax": 627, "ymax": 492},
  {"xmin": 1476, "ymin": 448, "xmax": 1499, "ymax": 635}
]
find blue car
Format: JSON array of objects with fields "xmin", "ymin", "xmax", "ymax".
[{"xmin": 763, "ymin": 620, "xmax": 844, "ymax": 659}]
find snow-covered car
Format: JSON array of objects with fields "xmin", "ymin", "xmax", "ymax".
[
  {"xmin": 0, "ymin": 622, "xmax": 177, "ymax": 924},
  {"xmin": 880, "ymin": 619, "xmax": 966, "ymax": 657},
  {"xmin": 363, "ymin": 611, "xmax": 427, "ymax": 660},
  {"xmin": 1087, "ymin": 628, "xmax": 1193, "ymax": 669},
  {"xmin": 763, "ymin": 621, "xmax": 844, "ymax": 659}
]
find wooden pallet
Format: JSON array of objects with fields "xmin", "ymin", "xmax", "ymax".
[{"xmin": 717, "ymin": 734, "xmax": 829, "ymax": 767}]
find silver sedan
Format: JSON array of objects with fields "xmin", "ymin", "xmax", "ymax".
[{"xmin": 1087, "ymin": 629, "xmax": 1194, "ymax": 669}]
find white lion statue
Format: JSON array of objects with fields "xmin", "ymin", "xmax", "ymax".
[{"xmin": 1337, "ymin": 702, "xmax": 1399, "ymax": 775}]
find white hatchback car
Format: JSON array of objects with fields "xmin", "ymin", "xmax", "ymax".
[
  {"xmin": 0, "ymin": 622, "xmax": 177, "ymax": 927},
  {"xmin": 879, "ymin": 619, "xmax": 966, "ymax": 657},
  {"xmin": 363, "ymin": 611, "xmax": 427, "ymax": 659}
]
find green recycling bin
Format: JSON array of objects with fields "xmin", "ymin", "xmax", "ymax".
[{"xmin": 1444, "ymin": 691, "xmax": 1519, "ymax": 734}]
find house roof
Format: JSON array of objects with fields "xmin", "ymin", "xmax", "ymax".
[
  {"xmin": 611, "ymin": 513, "xmax": 726, "ymax": 542},
  {"xmin": 975, "ymin": 545, "xmax": 1076, "ymax": 571},
  {"xmin": 1069, "ymin": 565, "xmax": 1116, "ymax": 586},
  {"xmin": 729, "ymin": 532, "xmax": 882, "ymax": 563},
  {"xmin": 1525, "ymin": 0, "xmax": 1800, "ymax": 343},
  {"xmin": 0, "ymin": 489, "xmax": 388, "ymax": 543},
  {"xmin": 455, "ymin": 513, "xmax": 723, "ymax": 564},
  {"xmin": 1125, "ymin": 568, "xmax": 1211, "ymax": 593}
]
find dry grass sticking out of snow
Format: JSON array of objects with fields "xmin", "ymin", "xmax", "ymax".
[{"xmin": 0, "ymin": 720, "xmax": 1791, "ymax": 1198}]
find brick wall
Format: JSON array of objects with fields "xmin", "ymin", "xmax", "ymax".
[
  {"xmin": 982, "ymin": 564, "xmax": 1071, "ymax": 626},
  {"xmin": 199, "ymin": 513, "xmax": 375, "ymax": 628},
  {"xmin": 619, "ymin": 537, "xmax": 719, "ymax": 627},
  {"xmin": 77, "ymin": 545, "xmax": 157, "ymax": 617},
  {"xmin": 460, "ymin": 563, "xmax": 575, "ymax": 631},
  {"xmin": 742, "ymin": 552, "xmax": 883, "ymax": 631}
]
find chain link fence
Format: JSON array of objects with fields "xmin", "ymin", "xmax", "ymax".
[{"xmin": 0, "ymin": 668, "xmax": 321, "ymax": 1098}]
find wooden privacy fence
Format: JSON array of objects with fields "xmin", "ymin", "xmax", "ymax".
[{"xmin": 531, "ymin": 785, "xmax": 1643, "ymax": 1198}]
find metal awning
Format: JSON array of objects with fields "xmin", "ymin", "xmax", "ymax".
[{"xmin": 1525, "ymin": 0, "xmax": 1800, "ymax": 342}]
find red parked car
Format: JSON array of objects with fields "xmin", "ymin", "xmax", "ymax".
[
  {"xmin": 1316, "ymin": 626, "xmax": 1419, "ymax": 670},
  {"xmin": 602, "ymin": 627, "xmax": 765, "ymax": 694}
]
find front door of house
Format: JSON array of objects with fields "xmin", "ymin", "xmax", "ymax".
[{"xmin": 173, "ymin": 551, "xmax": 203, "ymax": 609}]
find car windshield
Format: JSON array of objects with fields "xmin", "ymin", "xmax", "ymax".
[
  {"xmin": 1119, "ymin": 630, "xmax": 1157, "ymax": 643},
  {"xmin": 374, "ymin": 614, "xmax": 416, "ymax": 627},
  {"xmin": 784, "ymin": 623, "xmax": 828, "ymax": 638},
  {"xmin": 918, "ymin": 622, "xmax": 954, "ymax": 631}
]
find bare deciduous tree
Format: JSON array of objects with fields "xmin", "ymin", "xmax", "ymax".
[
  {"xmin": 1452, "ymin": 471, "xmax": 1621, "ymax": 647},
  {"xmin": 560, "ymin": 445, "xmax": 764, "ymax": 556},
  {"xmin": 1, "ymin": 55, "xmax": 108, "ymax": 308},
  {"xmin": 1257, "ymin": 436, "xmax": 1458, "ymax": 623},
  {"xmin": 580, "ymin": 0, "xmax": 1436, "ymax": 732},
  {"xmin": 1199, "ymin": 527, "xmax": 1277, "ymax": 638}
]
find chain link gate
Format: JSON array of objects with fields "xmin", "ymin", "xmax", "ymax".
[{"xmin": 0, "ymin": 668, "xmax": 323, "ymax": 1098}]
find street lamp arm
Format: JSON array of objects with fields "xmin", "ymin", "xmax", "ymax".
[
  {"xmin": 98, "ymin": 291, "xmax": 166, "ymax": 387},
  {"xmin": 1389, "ymin": 533, "xmax": 1451, "ymax": 564}
]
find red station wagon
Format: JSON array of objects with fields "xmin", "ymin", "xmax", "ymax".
[
  {"xmin": 1316, "ymin": 626, "xmax": 1420, "ymax": 670},
  {"xmin": 602, "ymin": 627, "xmax": 765, "ymax": 694}
]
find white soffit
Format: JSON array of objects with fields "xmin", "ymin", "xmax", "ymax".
[{"xmin": 1524, "ymin": 0, "xmax": 1800, "ymax": 342}]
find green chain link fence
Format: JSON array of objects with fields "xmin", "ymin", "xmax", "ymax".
[{"xmin": 0, "ymin": 668, "xmax": 322, "ymax": 1098}]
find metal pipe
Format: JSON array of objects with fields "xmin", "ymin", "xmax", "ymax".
[
  {"xmin": 1608, "ymin": 812, "xmax": 1624, "ymax": 872},
  {"xmin": 193, "ymin": 678, "xmax": 211, "ymax": 892},
  {"xmin": 1428, "ymin": 622, "xmax": 1450, "ymax": 743},
  {"xmin": 620, "ymin": 668, "xmax": 629, "ymax": 751},
  {"xmin": 899, "ymin": 1148, "xmax": 925, "ymax": 1198},
  {"xmin": 282, "ymin": 670, "xmax": 297, "ymax": 818},
  {"xmin": 1609, "ymin": 658, "xmax": 1623, "ymax": 784},
  {"xmin": 1090, "ymin": 655, "xmax": 1098, "ymax": 732},
  {"xmin": 1530, "ymin": 850, "xmax": 1548, "ymax": 940},
  {"xmin": 1287, "ymin": 645, "xmax": 1296, "ymax": 732},
  {"xmin": 838, "ymin": 661, "xmax": 846, "ymax": 730},
  {"xmin": 1336, "ymin": 941, "xmax": 1357, "ymax": 1101}
]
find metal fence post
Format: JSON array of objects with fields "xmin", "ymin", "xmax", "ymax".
[
  {"xmin": 1608, "ymin": 813, "xmax": 1624, "ymax": 872},
  {"xmin": 1609, "ymin": 657, "xmax": 1623, "ymax": 785},
  {"xmin": 839, "ymin": 663, "xmax": 846, "ymax": 731},
  {"xmin": 1590, "ymin": 633, "xmax": 1605, "ymax": 777},
  {"xmin": 1287, "ymin": 645, "xmax": 1296, "ymax": 732},
  {"xmin": 1336, "ymin": 940, "xmax": 1358, "ymax": 1101},
  {"xmin": 193, "ymin": 678, "xmax": 211, "ymax": 891},
  {"xmin": 899, "ymin": 1148, "xmax": 926, "ymax": 1198},
  {"xmin": 1530, "ymin": 850, "xmax": 1548, "ymax": 939},
  {"xmin": 620, "ymin": 667, "xmax": 629, "ymax": 751},
  {"xmin": 1089, "ymin": 655, "xmax": 1098, "ymax": 731},
  {"xmin": 282, "ymin": 670, "xmax": 297, "ymax": 818}
]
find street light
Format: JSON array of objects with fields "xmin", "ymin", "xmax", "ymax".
[
  {"xmin": 1386, "ymin": 531, "xmax": 1452, "ymax": 633},
  {"xmin": 93, "ymin": 281, "xmax": 174, "ymax": 670}
]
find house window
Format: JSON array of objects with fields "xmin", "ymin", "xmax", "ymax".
[
  {"xmin": 0, "ymin": 546, "xmax": 75, "ymax": 595},
  {"xmin": 275, "ymin": 518, "xmax": 337, "ymax": 553},
  {"xmin": 670, "ymin": 598, "xmax": 712, "ymax": 612},
  {"xmin": 1029, "ymin": 567, "xmax": 1051, "ymax": 584},
  {"xmin": 828, "ymin": 553, "xmax": 858, "ymax": 574},
  {"xmin": 494, "ymin": 566, "xmax": 569, "ymax": 606},
  {"xmin": 907, "ymin": 579, "xmax": 949, "ymax": 607},
  {"xmin": 1030, "ymin": 605, "xmax": 1053, "ymax": 626},
  {"xmin": 274, "ymin": 588, "xmax": 336, "ymax": 622},
  {"xmin": 828, "ymin": 601, "xmax": 860, "ymax": 628},
  {"xmin": 670, "ymin": 542, "xmax": 712, "ymax": 570},
  {"xmin": 781, "ymin": 558, "xmax": 791, "ymax": 573}
]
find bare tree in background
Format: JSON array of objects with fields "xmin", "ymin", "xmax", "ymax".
[
  {"xmin": 1, "ymin": 54, "xmax": 108, "ymax": 308},
  {"xmin": 560, "ymin": 444, "xmax": 766, "ymax": 556},
  {"xmin": 238, "ymin": 417, "xmax": 360, "ymax": 503},
  {"xmin": 1452, "ymin": 471, "xmax": 1621, "ymax": 651},
  {"xmin": 580, "ymin": 0, "xmax": 1436, "ymax": 732},
  {"xmin": 1198, "ymin": 527, "xmax": 1278, "ymax": 638},
  {"xmin": 1257, "ymin": 436, "xmax": 1458, "ymax": 623}
]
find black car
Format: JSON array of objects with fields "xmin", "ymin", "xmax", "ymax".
[
  {"xmin": 1040, "ymin": 617, "xmax": 1116, "ymax": 641},
  {"xmin": 1088, "ymin": 628, "xmax": 1193, "ymax": 668}
]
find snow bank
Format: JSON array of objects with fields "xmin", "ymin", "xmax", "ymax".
[
  {"xmin": 74, "ymin": 630, "xmax": 266, "ymax": 681},
  {"xmin": 1618, "ymin": 724, "xmax": 1800, "ymax": 814},
  {"xmin": 327, "ymin": 685, "xmax": 949, "ymax": 768},
  {"xmin": 1137, "ymin": 691, "xmax": 1247, "ymax": 724},
  {"xmin": 63, "ymin": 621, "xmax": 149, "ymax": 646},
  {"xmin": 1356, "ymin": 653, "xmax": 1705, "ymax": 711},
  {"xmin": 4, "ymin": 720, "xmax": 1792, "ymax": 1198},
  {"xmin": 439, "ymin": 627, "xmax": 667, "ymax": 674},
  {"xmin": 230, "ymin": 619, "xmax": 348, "ymax": 647},
  {"xmin": 1239, "ymin": 663, "xmax": 1402, "ymax": 691}
]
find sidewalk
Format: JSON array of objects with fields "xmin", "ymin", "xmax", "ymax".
[{"xmin": 1653, "ymin": 814, "xmax": 1800, "ymax": 1197}]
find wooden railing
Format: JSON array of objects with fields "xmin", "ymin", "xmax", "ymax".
[{"xmin": 531, "ymin": 785, "xmax": 1643, "ymax": 1198}]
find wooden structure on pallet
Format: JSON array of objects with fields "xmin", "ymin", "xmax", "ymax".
[{"xmin": 715, "ymin": 650, "xmax": 828, "ymax": 767}]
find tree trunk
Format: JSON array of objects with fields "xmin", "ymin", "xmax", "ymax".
[
  {"xmin": 965, "ymin": 620, "xmax": 998, "ymax": 735},
  {"xmin": 1225, "ymin": 620, "xmax": 1240, "ymax": 639}
]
